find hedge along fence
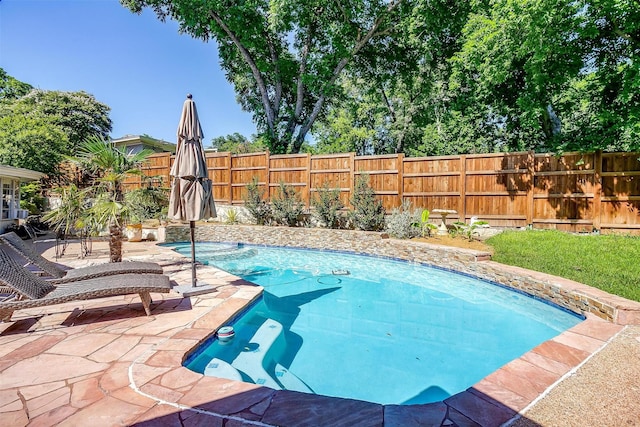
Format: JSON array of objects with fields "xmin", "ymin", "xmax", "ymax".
[{"xmin": 126, "ymin": 150, "xmax": 640, "ymax": 234}]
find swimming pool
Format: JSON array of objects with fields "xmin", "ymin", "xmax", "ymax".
[{"xmin": 175, "ymin": 242, "xmax": 583, "ymax": 405}]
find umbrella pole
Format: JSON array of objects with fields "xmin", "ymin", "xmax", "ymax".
[{"xmin": 190, "ymin": 220, "xmax": 196, "ymax": 287}]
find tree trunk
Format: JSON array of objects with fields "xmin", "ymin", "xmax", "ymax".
[{"xmin": 109, "ymin": 223, "xmax": 122, "ymax": 263}]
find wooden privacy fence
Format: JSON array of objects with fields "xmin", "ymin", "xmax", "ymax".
[{"xmin": 129, "ymin": 150, "xmax": 640, "ymax": 234}]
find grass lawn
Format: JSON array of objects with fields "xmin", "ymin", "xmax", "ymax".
[{"xmin": 486, "ymin": 229, "xmax": 640, "ymax": 303}]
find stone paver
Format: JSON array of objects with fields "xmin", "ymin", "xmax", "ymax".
[{"xmin": 0, "ymin": 232, "xmax": 637, "ymax": 426}]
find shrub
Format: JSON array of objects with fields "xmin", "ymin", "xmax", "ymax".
[
  {"xmin": 271, "ymin": 182, "xmax": 306, "ymax": 227},
  {"xmin": 124, "ymin": 185, "xmax": 169, "ymax": 223},
  {"xmin": 414, "ymin": 209, "xmax": 438, "ymax": 237},
  {"xmin": 224, "ymin": 207, "xmax": 240, "ymax": 224},
  {"xmin": 243, "ymin": 176, "xmax": 271, "ymax": 225},
  {"xmin": 20, "ymin": 182, "xmax": 47, "ymax": 214},
  {"xmin": 450, "ymin": 219, "xmax": 488, "ymax": 240},
  {"xmin": 312, "ymin": 182, "xmax": 345, "ymax": 229},
  {"xmin": 349, "ymin": 174, "xmax": 385, "ymax": 231},
  {"xmin": 386, "ymin": 200, "xmax": 421, "ymax": 239}
]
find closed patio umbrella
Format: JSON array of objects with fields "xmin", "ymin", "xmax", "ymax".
[{"xmin": 169, "ymin": 94, "xmax": 216, "ymax": 287}]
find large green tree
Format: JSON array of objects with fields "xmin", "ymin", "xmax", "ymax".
[
  {"xmin": 209, "ymin": 132, "xmax": 267, "ymax": 153},
  {"xmin": 2, "ymin": 88, "xmax": 112, "ymax": 153},
  {"xmin": 122, "ymin": 0, "xmax": 407, "ymax": 154},
  {"xmin": 448, "ymin": 0, "xmax": 640, "ymax": 153},
  {"xmin": 123, "ymin": 1, "xmax": 639, "ymax": 156},
  {"xmin": 0, "ymin": 115, "xmax": 68, "ymax": 175},
  {"xmin": 0, "ymin": 68, "xmax": 33, "ymax": 100},
  {"xmin": 0, "ymin": 70, "xmax": 113, "ymax": 175}
]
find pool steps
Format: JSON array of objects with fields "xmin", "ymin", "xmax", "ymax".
[
  {"xmin": 204, "ymin": 318, "xmax": 313, "ymax": 393},
  {"xmin": 199, "ymin": 246, "xmax": 258, "ymax": 262},
  {"xmin": 225, "ymin": 318, "xmax": 281, "ymax": 389},
  {"xmin": 203, "ymin": 358, "xmax": 242, "ymax": 381},
  {"xmin": 275, "ymin": 363, "xmax": 313, "ymax": 393}
]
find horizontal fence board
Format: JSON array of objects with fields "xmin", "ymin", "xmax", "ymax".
[
  {"xmin": 601, "ymin": 223, "xmax": 640, "ymax": 229},
  {"xmin": 533, "ymin": 218, "xmax": 593, "ymax": 224},
  {"xmin": 466, "ymin": 191, "xmax": 528, "ymax": 196},
  {"xmin": 466, "ymin": 169, "xmax": 529, "ymax": 175},
  {"xmin": 534, "ymin": 193, "xmax": 595, "ymax": 199},
  {"xmin": 536, "ymin": 169, "xmax": 596, "ymax": 176}
]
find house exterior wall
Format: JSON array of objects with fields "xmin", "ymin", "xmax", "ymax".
[{"xmin": 0, "ymin": 166, "xmax": 43, "ymax": 233}]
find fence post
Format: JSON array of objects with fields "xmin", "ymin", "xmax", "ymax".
[
  {"xmin": 226, "ymin": 151, "xmax": 232, "ymax": 204},
  {"xmin": 459, "ymin": 155, "xmax": 466, "ymax": 222},
  {"xmin": 526, "ymin": 151, "xmax": 535, "ymax": 226},
  {"xmin": 593, "ymin": 150, "xmax": 602, "ymax": 231},
  {"xmin": 349, "ymin": 152, "xmax": 356, "ymax": 207},
  {"xmin": 397, "ymin": 153, "xmax": 404, "ymax": 205},
  {"xmin": 264, "ymin": 150, "xmax": 271, "ymax": 201},
  {"xmin": 306, "ymin": 153, "xmax": 312, "ymax": 208}
]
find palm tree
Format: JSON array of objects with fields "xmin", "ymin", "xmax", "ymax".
[
  {"xmin": 72, "ymin": 136, "xmax": 153, "ymax": 262},
  {"xmin": 42, "ymin": 183, "xmax": 87, "ymax": 237}
]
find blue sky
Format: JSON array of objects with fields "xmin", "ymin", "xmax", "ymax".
[{"xmin": 0, "ymin": 0, "xmax": 257, "ymax": 145}]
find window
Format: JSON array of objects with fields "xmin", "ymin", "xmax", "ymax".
[{"xmin": 1, "ymin": 180, "xmax": 16, "ymax": 220}]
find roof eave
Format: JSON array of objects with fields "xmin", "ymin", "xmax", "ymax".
[{"xmin": 0, "ymin": 165, "xmax": 45, "ymax": 181}]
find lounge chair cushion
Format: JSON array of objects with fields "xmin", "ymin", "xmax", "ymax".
[
  {"xmin": 0, "ymin": 232, "xmax": 164, "ymax": 283},
  {"xmin": 0, "ymin": 248, "xmax": 171, "ymax": 320},
  {"xmin": 0, "ymin": 250, "xmax": 56, "ymax": 299},
  {"xmin": 60, "ymin": 261, "xmax": 164, "ymax": 282},
  {"xmin": 0, "ymin": 232, "xmax": 69, "ymax": 277}
]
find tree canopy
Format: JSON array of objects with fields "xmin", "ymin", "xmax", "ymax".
[
  {"xmin": 209, "ymin": 132, "xmax": 267, "ymax": 153},
  {"xmin": 0, "ymin": 70, "xmax": 113, "ymax": 175},
  {"xmin": 123, "ymin": 1, "xmax": 639, "ymax": 155},
  {"xmin": 122, "ymin": 0, "xmax": 406, "ymax": 154},
  {"xmin": 0, "ymin": 68, "xmax": 33, "ymax": 100}
]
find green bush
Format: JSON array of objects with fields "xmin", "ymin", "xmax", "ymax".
[
  {"xmin": 20, "ymin": 181, "xmax": 46, "ymax": 214},
  {"xmin": 450, "ymin": 219, "xmax": 488, "ymax": 240},
  {"xmin": 312, "ymin": 182, "xmax": 345, "ymax": 229},
  {"xmin": 386, "ymin": 200, "xmax": 421, "ymax": 239},
  {"xmin": 224, "ymin": 207, "xmax": 240, "ymax": 224},
  {"xmin": 124, "ymin": 185, "xmax": 169, "ymax": 223},
  {"xmin": 271, "ymin": 182, "xmax": 306, "ymax": 227},
  {"xmin": 349, "ymin": 174, "xmax": 385, "ymax": 231},
  {"xmin": 414, "ymin": 209, "xmax": 438, "ymax": 237},
  {"xmin": 243, "ymin": 176, "xmax": 272, "ymax": 225}
]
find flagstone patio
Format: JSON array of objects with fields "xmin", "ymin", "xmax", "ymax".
[{"xmin": 1, "ymin": 237, "xmax": 638, "ymax": 427}]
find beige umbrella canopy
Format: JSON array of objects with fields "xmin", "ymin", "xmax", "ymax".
[{"xmin": 169, "ymin": 94, "xmax": 216, "ymax": 287}]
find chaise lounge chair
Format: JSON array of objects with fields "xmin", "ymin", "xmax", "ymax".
[
  {"xmin": 0, "ymin": 248, "xmax": 171, "ymax": 321},
  {"xmin": 0, "ymin": 232, "xmax": 164, "ymax": 284}
]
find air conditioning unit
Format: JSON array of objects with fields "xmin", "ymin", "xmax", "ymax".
[{"xmin": 16, "ymin": 209, "xmax": 29, "ymax": 219}]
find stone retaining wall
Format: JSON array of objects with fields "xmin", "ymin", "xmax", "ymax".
[{"xmin": 166, "ymin": 224, "xmax": 640, "ymax": 324}]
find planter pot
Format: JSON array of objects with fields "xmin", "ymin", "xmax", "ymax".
[{"xmin": 125, "ymin": 223, "xmax": 143, "ymax": 242}]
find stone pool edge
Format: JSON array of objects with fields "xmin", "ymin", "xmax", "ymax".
[{"xmin": 166, "ymin": 224, "xmax": 640, "ymax": 325}]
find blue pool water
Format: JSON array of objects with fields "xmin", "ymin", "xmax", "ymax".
[{"xmin": 174, "ymin": 242, "xmax": 583, "ymax": 405}]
